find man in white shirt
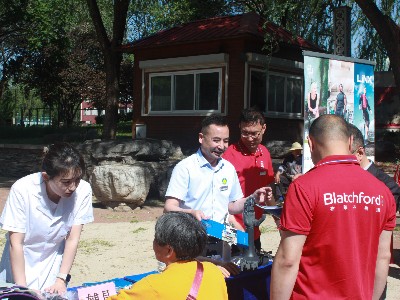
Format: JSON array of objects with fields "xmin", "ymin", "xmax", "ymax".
[{"xmin": 164, "ymin": 114, "xmax": 271, "ymax": 223}]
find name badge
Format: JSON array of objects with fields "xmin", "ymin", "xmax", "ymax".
[
  {"xmin": 220, "ymin": 185, "xmax": 228, "ymax": 191},
  {"xmin": 260, "ymin": 171, "xmax": 266, "ymax": 176}
]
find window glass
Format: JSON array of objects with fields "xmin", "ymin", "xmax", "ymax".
[
  {"xmin": 287, "ymin": 77, "xmax": 302, "ymax": 113},
  {"xmin": 149, "ymin": 70, "xmax": 220, "ymax": 113},
  {"xmin": 151, "ymin": 76, "xmax": 171, "ymax": 111},
  {"xmin": 196, "ymin": 72, "xmax": 219, "ymax": 110},
  {"xmin": 175, "ymin": 74, "xmax": 194, "ymax": 110},
  {"xmin": 250, "ymin": 70, "xmax": 266, "ymax": 111},
  {"xmin": 250, "ymin": 69, "xmax": 302, "ymax": 116},
  {"xmin": 268, "ymin": 75, "xmax": 285, "ymax": 112}
]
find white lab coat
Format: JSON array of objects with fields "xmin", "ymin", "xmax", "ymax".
[{"xmin": 0, "ymin": 172, "xmax": 93, "ymax": 290}]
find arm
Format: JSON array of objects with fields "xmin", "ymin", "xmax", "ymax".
[
  {"xmin": 344, "ymin": 94, "xmax": 347, "ymax": 108},
  {"xmin": 9, "ymin": 232, "xmax": 27, "ymax": 286},
  {"xmin": 275, "ymin": 171, "xmax": 282, "ymax": 184},
  {"xmin": 44, "ymin": 224, "xmax": 83, "ymax": 294},
  {"xmin": 164, "ymin": 197, "xmax": 208, "ymax": 221},
  {"xmin": 307, "ymin": 93, "xmax": 312, "ymax": 111},
  {"xmin": 270, "ymin": 230, "xmax": 307, "ymax": 300},
  {"xmin": 372, "ymin": 230, "xmax": 392, "ymax": 300}
]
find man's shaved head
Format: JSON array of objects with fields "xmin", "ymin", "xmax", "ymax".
[
  {"xmin": 309, "ymin": 114, "xmax": 350, "ymax": 144},
  {"xmin": 308, "ymin": 114, "xmax": 351, "ymax": 164}
]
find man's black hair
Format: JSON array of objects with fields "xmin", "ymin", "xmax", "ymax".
[
  {"xmin": 201, "ymin": 114, "xmax": 228, "ymax": 134},
  {"xmin": 240, "ymin": 107, "xmax": 265, "ymax": 126},
  {"xmin": 347, "ymin": 123, "xmax": 365, "ymax": 152}
]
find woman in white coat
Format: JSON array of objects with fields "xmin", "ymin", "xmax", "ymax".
[{"xmin": 0, "ymin": 142, "xmax": 93, "ymax": 295}]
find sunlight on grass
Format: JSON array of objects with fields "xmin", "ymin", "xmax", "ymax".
[
  {"xmin": 132, "ymin": 227, "xmax": 146, "ymax": 234},
  {"xmin": 79, "ymin": 239, "xmax": 114, "ymax": 255}
]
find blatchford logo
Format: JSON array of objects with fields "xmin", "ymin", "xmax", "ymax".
[{"xmin": 324, "ymin": 192, "xmax": 382, "ymax": 206}]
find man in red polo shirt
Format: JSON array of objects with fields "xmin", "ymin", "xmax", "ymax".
[
  {"xmin": 271, "ymin": 115, "xmax": 396, "ymax": 299},
  {"xmin": 223, "ymin": 108, "xmax": 275, "ymax": 251}
]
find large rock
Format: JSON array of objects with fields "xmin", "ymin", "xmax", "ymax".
[
  {"xmin": 91, "ymin": 164, "xmax": 152, "ymax": 209},
  {"xmin": 77, "ymin": 138, "xmax": 183, "ymax": 164},
  {"xmin": 90, "ymin": 159, "xmax": 180, "ymax": 209},
  {"xmin": 264, "ymin": 140, "xmax": 292, "ymax": 158}
]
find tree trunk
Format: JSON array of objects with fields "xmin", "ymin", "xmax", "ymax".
[
  {"xmin": 87, "ymin": 0, "xmax": 129, "ymax": 140},
  {"xmin": 355, "ymin": 0, "xmax": 400, "ymax": 92},
  {"xmin": 102, "ymin": 51, "xmax": 121, "ymax": 139}
]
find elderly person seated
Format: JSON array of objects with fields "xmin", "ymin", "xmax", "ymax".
[
  {"xmin": 273, "ymin": 142, "xmax": 303, "ymax": 201},
  {"xmin": 109, "ymin": 212, "xmax": 228, "ymax": 300}
]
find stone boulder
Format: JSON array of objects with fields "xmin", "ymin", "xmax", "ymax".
[
  {"xmin": 84, "ymin": 139, "xmax": 183, "ymax": 209},
  {"xmin": 77, "ymin": 138, "xmax": 183, "ymax": 163},
  {"xmin": 91, "ymin": 164, "xmax": 152, "ymax": 210},
  {"xmin": 264, "ymin": 140, "xmax": 293, "ymax": 158}
]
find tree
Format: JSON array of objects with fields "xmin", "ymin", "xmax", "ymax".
[
  {"xmin": 354, "ymin": 0, "xmax": 400, "ymax": 91},
  {"xmin": 87, "ymin": 0, "xmax": 130, "ymax": 139},
  {"xmin": 0, "ymin": 0, "xmax": 31, "ymax": 100}
]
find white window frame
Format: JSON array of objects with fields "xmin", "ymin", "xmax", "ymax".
[
  {"xmin": 140, "ymin": 54, "xmax": 228, "ymax": 116},
  {"xmin": 148, "ymin": 68, "xmax": 222, "ymax": 115},
  {"xmin": 249, "ymin": 68, "xmax": 303, "ymax": 119}
]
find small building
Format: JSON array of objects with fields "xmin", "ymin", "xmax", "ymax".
[{"xmin": 123, "ymin": 12, "xmax": 323, "ymax": 150}]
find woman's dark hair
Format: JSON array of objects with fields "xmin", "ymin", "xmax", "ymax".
[
  {"xmin": 41, "ymin": 142, "xmax": 85, "ymax": 179},
  {"xmin": 154, "ymin": 212, "xmax": 207, "ymax": 261}
]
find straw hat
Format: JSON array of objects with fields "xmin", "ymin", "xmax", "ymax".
[{"xmin": 289, "ymin": 142, "xmax": 303, "ymax": 151}]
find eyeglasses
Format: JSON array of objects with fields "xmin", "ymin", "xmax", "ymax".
[{"xmin": 240, "ymin": 130, "xmax": 262, "ymax": 139}]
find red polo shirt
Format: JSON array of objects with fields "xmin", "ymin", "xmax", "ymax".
[
  {"xmin": 280, "ymin": 155, "xmax": 396, "ymax": 299},
  {"xmin": 223, "ymin": 140, "xmax": 274, "ymax": 240}
]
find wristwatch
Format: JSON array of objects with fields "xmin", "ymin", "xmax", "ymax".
[{"xmin": 57, "ymin": 273, "xmax": 71, "ymax": 283}]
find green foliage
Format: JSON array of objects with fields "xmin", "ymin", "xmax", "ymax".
[
  {"xmin": 127, "ymin": 0, "xmax": 240, "ymax": 40},
  {"xmin": 0, "ymin": 125, "xmax": 100, "ymax": 143},
  {"xmin": 352, "ymin": 0, "xmax": 400, "ymax": 71}
]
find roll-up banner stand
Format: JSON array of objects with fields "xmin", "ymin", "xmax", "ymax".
[{"xmin": 302, "ymin": 51, "xmax": 375, "ymax": 173}]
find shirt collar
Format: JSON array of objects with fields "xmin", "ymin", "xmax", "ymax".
[
  {"xmin": 313, "ymin": 155, "xmax": 359, "ymax": 169},
  {"xmin": 363, "ymin": 159, "xmax": 373, "ymax": 170},
  {"xmin": 236, "ymin": 140, "xmax": 262, "ymax": 157},
  {"xmin": 196, "ymin": 148, "xmax": 223, "ymax": 170}
]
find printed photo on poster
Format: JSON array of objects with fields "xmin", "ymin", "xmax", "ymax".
[
  {"xmin": 327, "ymin": 60, "xmax": 354, "ymax": 123},
  {"xmin": 354, "ymin": 64, "xmax": 374, "ymax": 145}
]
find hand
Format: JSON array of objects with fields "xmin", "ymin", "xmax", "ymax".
[
  {"xmin": 216, "ymin": 262, "xmax": 240, "ymax": 278},
  {"xmin": 44, "ymin": 278, "xmax": 67, "ymax": 296},
  {"xmin": 274, "ymin": 173, "xmax": 281, "ymax": 184},
  {"xmin": 252, "ymin": 187, "xmax": 272, "ymax": 205},
  {"xmin": 190, "ymin": 209, "xmax": 209, "ymax": 221}
]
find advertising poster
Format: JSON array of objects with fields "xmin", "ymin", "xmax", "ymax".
[
  {"xmin": 354, "ymin": 63, "xmax": 375, "ymax": 145},
  {"xmin": 303, "ymin": 52, "xmax": 374, "ymax": 173}
]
